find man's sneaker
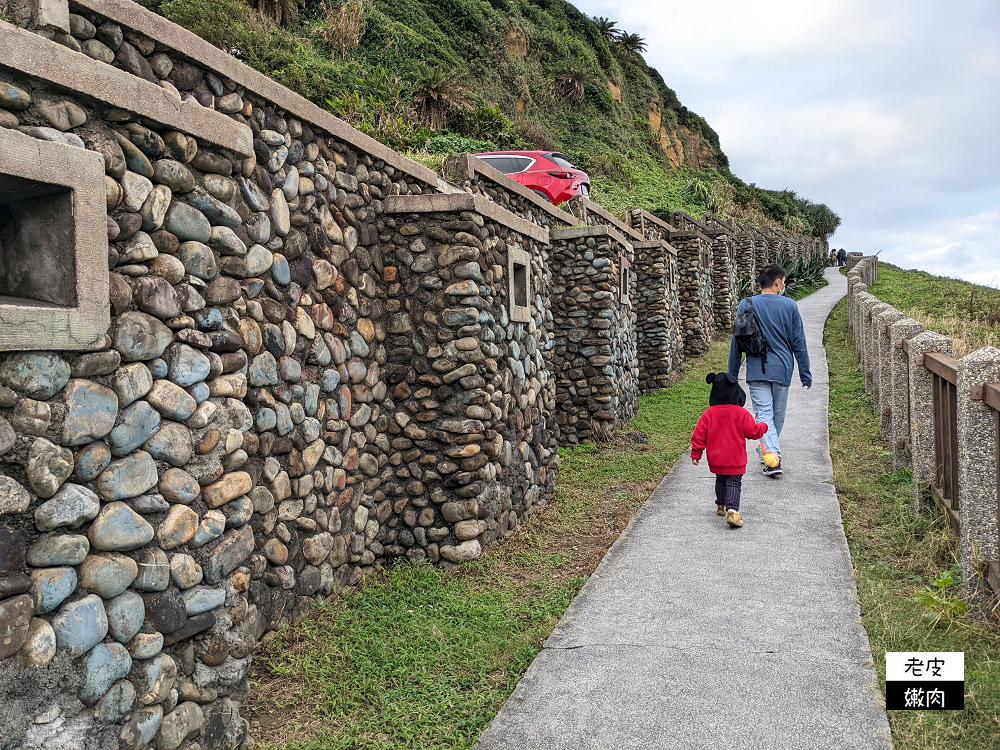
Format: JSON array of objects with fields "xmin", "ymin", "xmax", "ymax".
[
  {"xmin": 716, "ymin": 504, "xmax": 726, "ymax": 516},
  {"xmin": 763, "ymin": 461, "xmax": 783, "ymax": 477},
  {"xmin": 726, "ymin": 509, "xmax": 743, "ymax": 528}
]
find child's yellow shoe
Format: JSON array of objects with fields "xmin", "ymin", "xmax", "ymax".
[
  {"xmin": 716, "ymin": 504, "xmax": 726, "ymax": 516},
  {"xmin": 726, "ymin": 509, "xmax": 743, "ymax": 528}
]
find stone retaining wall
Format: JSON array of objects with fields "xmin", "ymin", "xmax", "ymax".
[
  {"xmin": 632, "ymin": 240, "xmax": 681, "ymax": 392},
  {"xmin": 669, "ymin": 230, "xmax": 714, "ymax": 357},
  {"xmin": 381, "ymin": 193, "xmax": 560, "ymax": 559},
  {"xmin": 628, "ymin": 210, "xmax": 683, "ymax": 390},
  {"xmin": 0, "ymin": 1, "xmax": 838, "ymax": 746},
  {"xmin": 707, "ymin": 229, "xmax": 736, "ymax": 333},
  {"xmin": 549, "ymin": 226, "xmax": 638, "ymax": 443}
]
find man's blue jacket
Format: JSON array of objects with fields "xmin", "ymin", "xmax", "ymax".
[{"xmin": 728, "ymin": 293, "xmax": 811, "ymax": 387}]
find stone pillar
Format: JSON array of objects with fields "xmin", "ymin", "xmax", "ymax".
[
  {"xmin": 847, "ymin": 278, "xmax": 867, "ymax": 336},
  {"xmin": 956, "ymin": 347, "xmax": 1000, "ymax": 611},
  {"xmin": 888, "ymin": 318, "xmax": 923, "ymax": 470},
  {"xmin": 633, "ymin": 240, "xmax": 680, "ymax": 392},
  {"xmin": 550, "ymin": 226, "xmax": 638, "ymax": 444},
  {"xmin": 10, "ymin": 0, "xmax": 70, "ymax": 32},
  {"xmin": 752, "ymin": 234, "xmax": 768, "ymax": 289},
  {"xmin": 668, "ymin": 232, "xmax": 714, "ymax": 357},
  {"xmin": 863, "ymin": 300, "xmax": 890, "ymax": 401},
  {"xmin": 733, "ymin": 231, "xmax": 755, "ymax": 297},
  {"xmin": 906, "ymin": 331, "xmax": 954, "ymax": 514},
  {"xmin": 708, "ymin": 232, "xmax": 736, "ymax": 333},
  {"xmin": 852, "ymin": 288, "xmax": 873, "ymax": 346},
  {"xmin": 876, "ymin": 308, "xmax": 906, "ymax": 439}
]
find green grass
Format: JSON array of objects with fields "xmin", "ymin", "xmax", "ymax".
[
  {"xmin": 248, "ymin": 562, "xmax": 572, "ymax": 750},
  {"xmin": 825, "ymin": 296, "xmax": 1000, "ymax": 749},
  {"xmin": 786, "ymin": 279, "xmax": 826, "ymax": 301},
  {"xmin": 867, "ymin": 264, "xmax": 1000, "ymax": 356},
  {"xmin": 247, "ymin": 337, "xmax": 732, "ymax": 750},
  {"xmin": 559, "ymin": 336, "xmax": 733, "ymax": 496}
]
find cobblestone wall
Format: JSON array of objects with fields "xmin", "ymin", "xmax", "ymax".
[
  {"xmin": 669, "ymin": 232, "xmax": 714, "ymax": 357},
  {"xmin": 0, "ymin": 1, "xmax": 836, "ymax": 747},
  {"xmin": 628, "ymin": 210, "xmax": 683, "ymax": 390},
  {"xmin": 381, "ymin": 194, "xmax": 560, "ymax": 559},
  {"xmin": 0, "ymin": 44, "xmax": 431, "ymax": 746},
  {"xmin": 632, "ymin": 240, "xmax": 681, "ymax": 392},
  {"xmin": 549, "ymin": 227, "xmax": 638, "ymax": 444},
  {"xmin": 707, "ymin": 231, "xmax": 736, "ymax": 333}
]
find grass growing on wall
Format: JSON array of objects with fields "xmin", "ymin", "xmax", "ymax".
[
  {"xmin": 867, "ymin": 264, "xmax": 1000, "ymax": 356},
  {"xmin": 245, "ymin": 337, "xmax": 733, "ymax": 750},
  {"xmin": 825, "ymin": 297, "xmax": 1000, "ymax": 749}
]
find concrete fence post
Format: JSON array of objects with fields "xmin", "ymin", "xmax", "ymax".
[
  {"xmin": 906, "ymin": 331, "xmax": 954, "ymax": 515},
  {"xmin": 865, "ymin": 301, "xmax": 890, "ymax": 401},
  {"xmin": 848, "ymin": 280, "xmax": 867, "ymax": 336},
  {"xmin": 876, "ymin": 308, "xmax": 906, "ymax": 439},
  {"xmin": 956, "ymin": 347, "xmax": 1000, "ymax": 611},
  {"xmin": 888, "ymin": 318, "xmax": 924, "ymax": 470},
  {"xmin": 850, "ymin": 289, "xmax": 870, "ymax": 355}
]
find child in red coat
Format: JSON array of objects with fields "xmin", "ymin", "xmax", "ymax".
[{"xmin": 691, "ymin": 372, "xmax": 768, "ymax": 528}]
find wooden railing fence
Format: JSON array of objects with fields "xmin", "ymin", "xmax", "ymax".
[
  {"xmin": 982, "ymin": 382, "xmax": 1000, "ymax": 593},
  {"xmin": 925, "ymin": 351, "xmax": 961, "ymax": 526}
]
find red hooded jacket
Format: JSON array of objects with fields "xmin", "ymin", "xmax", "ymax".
[{"xmin": 690, "ymin": 405, "xmax": 768, "ymax": 475}]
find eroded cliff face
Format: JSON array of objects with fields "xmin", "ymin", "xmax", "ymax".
[{"xmin": 647, "ymin": 101, "xmax": 718, "ymax": 170}]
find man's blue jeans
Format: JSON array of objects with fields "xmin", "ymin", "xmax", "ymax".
[{"xmin": 747, "ymin": 381, "xmax": 789, "ymax": 459}]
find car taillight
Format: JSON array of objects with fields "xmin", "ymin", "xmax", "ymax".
[{"xmin": 547, "ymin": 171, "xmax": 575, "ymax": 179}]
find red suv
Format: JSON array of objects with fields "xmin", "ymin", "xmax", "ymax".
[{"xmin": 473, "ymin": 151, "xmax": 590, "ymax": 205}]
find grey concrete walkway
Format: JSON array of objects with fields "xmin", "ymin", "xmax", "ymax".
[{"xmin": 474, "ymin": 268, "xmax": 892, "ymax": 750}]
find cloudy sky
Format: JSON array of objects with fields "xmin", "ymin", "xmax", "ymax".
[{"xmin": 573, "ymin": 0, "xmax": 1000, "ymax": 286}]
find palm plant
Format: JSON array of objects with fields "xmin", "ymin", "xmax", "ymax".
[
  {"xmin": 617, "ymin": 32, "xmax": 647, "ymax": 56},
  {"xmin": 686, "ymin": 177, "xmax": 711, "ymax": 202},
  {"xmin": 592, "ymin": 16, "xmax": 620, "ymax": 42},
  {"xmin": 555, "ymin": 63, "xmax": 596, "ymax": 103},
  {"xmin": 782, "ymin": 214, "xmax": 808, "ymax": 234},
  {"xmin": 412, "ymin": 66, "xmax": 470, "ymax": 131}
]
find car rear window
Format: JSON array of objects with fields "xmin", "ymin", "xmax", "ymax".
[
  {"xmin": 511, "ymin": 156, "xmax": 534, "ymax": 172},
  {"xmin": 545, "ymin": 153, "xmax": 576, "ymax": 169},
  {"xmin": 478, "ymin": 156, "xmax": 516, "ymax": 174}
]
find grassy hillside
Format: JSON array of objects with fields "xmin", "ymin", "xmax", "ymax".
[
  {"xmin": 865, "ymin": 264, "xmax": 1000, "ymax": 357},
  {"xmin": 152, "ymin": 0, "xmax": 840, "ymax": 235}
]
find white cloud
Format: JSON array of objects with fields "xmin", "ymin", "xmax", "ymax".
[{"xmin": 571, "ymin": 0, "xmax": 1000, "ymax": 283}]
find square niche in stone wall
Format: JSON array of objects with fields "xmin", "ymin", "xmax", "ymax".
[
  {"xmin": 619, "ymin": 256, "xmax": 631, "ymax": 303},
  {"xmin": 0, "ymin": 129, "xmax": 108, "ymax": 351},
  {"xmin": 508, "ymin": 245, "xmax": 531, "ymax": 323}
]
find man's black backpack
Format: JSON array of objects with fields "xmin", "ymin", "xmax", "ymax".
[{"xmin": 732, "ymin": 298, "xmax": 769, "ymax": 373}]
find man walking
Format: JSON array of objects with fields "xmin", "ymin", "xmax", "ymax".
[
  {"xmin": 838, "ymin": 247, "xmax": 847, "ymax": 267},
  {"xmin": 728, "ymin": 264, "xmax": 811, "ymax": 477}
]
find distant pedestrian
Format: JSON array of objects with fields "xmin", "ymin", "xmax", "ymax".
[
  {"xmin": 691, "ymin": 372, "xmax": 768, "ymax": 528},
  {"xmin": 838, "ymin": 248, "xmax": 847, "ymax": 266},
  {"xmin": 728, "ymin": 264, "xmax": 811, "ymax": 477}
]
